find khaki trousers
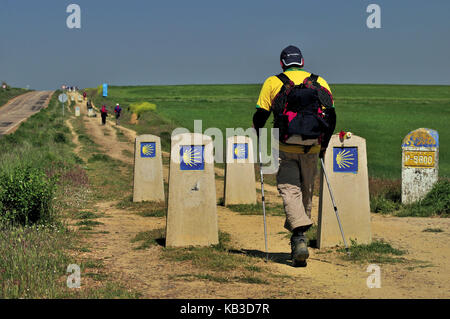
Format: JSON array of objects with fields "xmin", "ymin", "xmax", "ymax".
[{"xmin": 276, "ymin": 150, "xmax": 318, "ymax": 232}]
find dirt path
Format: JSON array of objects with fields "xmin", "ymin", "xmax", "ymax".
[
  {"xmin": 66, "ymin": 92, "xmax": 450, "ymax": 298},
  {"xmin": 66, "ymin": 119, "xmax": 85, "ymax": 162}
]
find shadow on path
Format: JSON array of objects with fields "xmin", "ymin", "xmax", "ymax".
[{"xmin": 230, "ymin": 249, "xmax": 293, "ymax": 266}]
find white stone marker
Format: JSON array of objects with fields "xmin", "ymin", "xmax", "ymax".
[
  {"xmin": 133, "ymin": 134, "xmax": 165, "ymax": 203},
  {"xmin": 224, "ymin": 136, "xmax": 257, "ymax": 205},
  {"xmin": 166, "ymin": 133, "xmax": 218, "ymax": 247},
  {"xmin": 75, "ymin": 106, "xmax": 80, "ymax": 117},
  {"xmin": 401, "ymin": 128, "xmax": 439, "ymax": 204},
  {"xmin": 318, "ymin": 134, "xmax": 371, "ymax": 248}
]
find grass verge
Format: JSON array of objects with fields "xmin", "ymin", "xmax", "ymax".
[
  {"xmin": 338, "ymin": 239, "xmax": 407, "ymax": 264},
  {"xmin": 369, "ymin": 178, "xmax": 450, "ymax": 217},
  {"xmin": 0, "ymin": 91, "xmax": 140, "ymax": 298},
  {"xmin": 0, "ymin": 87, "xmax": 29, "ymax": 107}
]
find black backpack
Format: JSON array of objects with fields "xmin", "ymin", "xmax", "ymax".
[{"xmin": 272, "ymin": 73, "xmax": 334, "ymax": 143}]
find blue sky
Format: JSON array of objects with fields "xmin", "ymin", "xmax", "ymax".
[{"xmin": 1, "ymin": 0, "xmax": 449, "ymax": 90}]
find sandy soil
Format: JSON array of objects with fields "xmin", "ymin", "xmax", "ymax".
[{"xmin": 66, "ymin": 92, "xmax": 450, "ymax": 299}]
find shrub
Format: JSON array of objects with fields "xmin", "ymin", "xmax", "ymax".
[
  {"xmin": 129, "ymin": 102, "xmax": 157, "ymax": 116},
  {"xmin": 370, "ymin": 195, "xmax": 400, "ymax": 214},
  {"xmin": 419, "ymin": 180, "xmax": 450, "ymax": 215},
  {"xmin": 0, "ymin": 166, "xmax": 56, "ymax": 226},
  {"xmin": 397, "ymin": 180, "xmax": 450, "ymax": 217},
  {"xmin": 53, "ymin": 132, "xmax": 67, "ymax": 143}
]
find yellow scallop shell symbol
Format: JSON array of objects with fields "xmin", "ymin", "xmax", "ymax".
[
  {"xmin": 234, "ymin": 144, "xmax": 247, "ymax": 158},
  {"xmin": 182, "ymin": 147, "xmax": 202, "ymax": 167},
  {"xmin": 336, "ymin": 150, "xmax": 354, "ymax": 169},
  {"xmin": 142, "ymin": 144, "xmax": 154, "ymax": 156}
]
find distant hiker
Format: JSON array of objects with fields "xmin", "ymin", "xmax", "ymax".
[
  {"xmin": 83, "ymin": 91, "xmax": 87, "ymax": 100},
  {"xmin": 252, "ymin": 45, "xmax": 336, "ymax": 267},
  {"xmin": 114, "ymin": 103, "xmax": 122, "ymax": 125},
  {"xmin": 100, "ymin": 105, "xmax": 108, "ymax": 125}
]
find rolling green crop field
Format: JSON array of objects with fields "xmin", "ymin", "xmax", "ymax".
[{"xmin": 89, "ymin": 84, "xmax": 450, "ymax": 179}]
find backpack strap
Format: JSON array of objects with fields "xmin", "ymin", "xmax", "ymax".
[
  {"xmin": 276, "ymin": 73, "xmax": 292, "ymax": 86},
  {"xmin": 309, "ymin": 73, "xmax": 319, "ymax": 82}
]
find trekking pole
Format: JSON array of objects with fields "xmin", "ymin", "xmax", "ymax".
[
  {"xmin": 320, "ymin": 158, "xmax": 350, "ymax": 255},
  {"xmin": 258, "ymin": 135, "xmax": 269, "ymax": 263}
]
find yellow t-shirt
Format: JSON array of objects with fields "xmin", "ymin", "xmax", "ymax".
[{"xmin": 256, "ymin": 67, "xmax": 334, "ymax": 154}]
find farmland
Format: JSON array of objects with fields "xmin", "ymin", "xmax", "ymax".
[{"xmin": 88, "ymin": 83, "xmax": 450, "ymax": 179}]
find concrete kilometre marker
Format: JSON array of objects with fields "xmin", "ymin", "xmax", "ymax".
[
  {"xmin": 318, "ymin": 134, "xmax": 371, "ymax": 248},
  {"xmin": 166, "ymin": 133, "xmax": 218, "ymax": 247},
  {"xmin": 224, "ymin": 136, "xmax": 257, "ymax": 205},
  {"xmin": 133, "ymin": 134, "xmax": 165, "ymax": 203},
  {"xmin": 401, "ymin": 128, "xmax": 439, "ymax": 204}
]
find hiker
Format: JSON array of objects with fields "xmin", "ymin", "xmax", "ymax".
[
  {"xmin": 114, "ymin": 103, "xmax": 122, "ymax": 125},
  {"xmin": 100, "ymin": 105, "xmax": 108, "ymax": 125},
  {"xmin": 252, "ymin": 45, "xmax": 336, "ymax": 267},
  {"xmin": 83, "ymin": 91, "xmax": 87, "ymax": 100}
]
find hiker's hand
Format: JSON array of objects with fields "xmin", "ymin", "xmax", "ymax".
[{"xmin": 319, "ymin": 147, "xmax": 326, "ymax": 159}]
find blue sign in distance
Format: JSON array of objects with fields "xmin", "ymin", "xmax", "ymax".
[
  {"xmin": 102, "ymin": 83, "xmax": 108, "ymax": 97},
  {"xmin": 180, "ymin": 145, "xmax": 205, "ymax": 171},
  {"xmin": 140, "ymin": 142, "xmax": 156, "ymax": 158},
  {"xmin": 333, "ymin": 147, "xmax": 358, "ymax": 173},
  {"xmin": 233, "ymin": 143, "xmax": 248, "ymax": 160}
]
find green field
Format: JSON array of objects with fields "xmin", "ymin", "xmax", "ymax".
[{"xmin": 88, "ymin": 84, "xmax": 450, "ymax": 179}]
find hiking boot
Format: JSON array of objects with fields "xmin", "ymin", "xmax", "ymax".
[{"xmin": 291, "ymin": 234, "xmax": 309, "ymax": 267}]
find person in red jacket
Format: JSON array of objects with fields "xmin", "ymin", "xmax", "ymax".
[{"xmin": 100, "ymin": 105, "xmax": 108, "ymax": 125}]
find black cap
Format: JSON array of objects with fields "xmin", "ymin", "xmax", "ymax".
[{"xmin": 280, "ymin": 45, "xmax": 304, "ymax": 68}]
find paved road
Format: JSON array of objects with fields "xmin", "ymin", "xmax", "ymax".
[{"xmin": 0, "ymin": 91, "xmax": 53, "ymax": 136}]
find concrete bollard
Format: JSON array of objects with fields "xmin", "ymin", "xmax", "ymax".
[
  {"xmin": 133, "ymin": 134, "xmax": 165, "ymax": 203},
  {"xmin": 318, "ymin": 134, "xmax": 371, "ymax": 248},
  {"xmin": 224, "ymin": 135, "xmax": 257, "ymax": 205},
  {"xmin": 166, "ymin": 133, "xmax": 218, "ymax": 247}
]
